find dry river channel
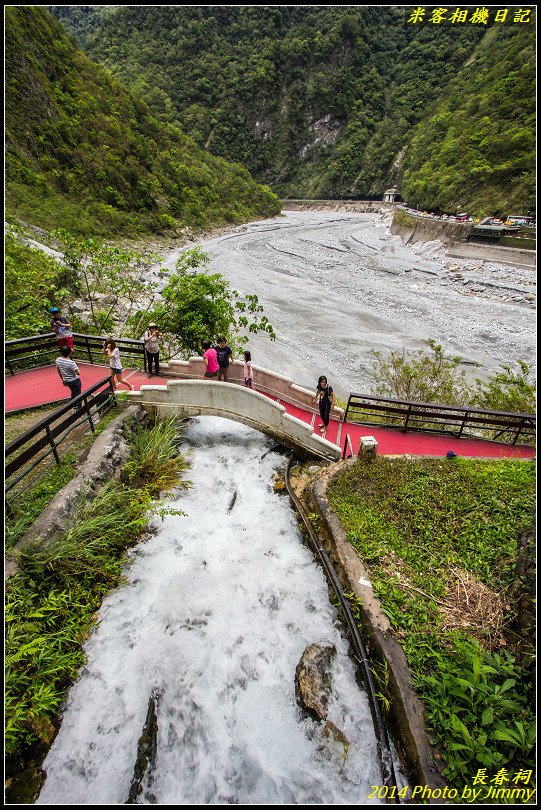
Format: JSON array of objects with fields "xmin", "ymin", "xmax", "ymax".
[{"xmin": 157, "ymin": 210, "xmax": 536, "ymax": 400}]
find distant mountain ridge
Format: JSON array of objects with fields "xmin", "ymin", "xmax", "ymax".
[
  {"xmin": 48, "ymin": 5, "xmax": 536, "ymax": 216},
  {"xmin": 5, "ymin": 6, "xmax": 280, "ymax": 237}
]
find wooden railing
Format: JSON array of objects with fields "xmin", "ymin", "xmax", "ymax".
[
  {"xmin": 5, "ymin": 332, "xmax": 147, "ymax": 375},
  {"xmin": 344, "ymin": 393, "xmax": 535, "ymax": 447},
  {"xmin": 5, "ymin": 376, "xmax": 115, "ymax": 497}
]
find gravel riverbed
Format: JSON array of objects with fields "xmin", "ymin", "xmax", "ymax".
[{"xmin": 155, "ymin": 210, "xmax": 536, "ymax": 400}]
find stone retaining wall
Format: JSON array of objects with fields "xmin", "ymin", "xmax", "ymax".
[
  {"xmin": 281, "ymin": 199, "xmax": 394, "ymax": 214},
  {"xmin": 5, "ymin": 406, "xmax": 148, "ymax": 579},
  {"xmin": 310, "ymin": 459, "xmax": 447, "ymax": 793}
]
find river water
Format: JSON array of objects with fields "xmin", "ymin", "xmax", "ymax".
[
  {"xmin": 38, "ymin": 417, "xmax": 384, "ymax": 805},
  {"xmin": 158, "ymin": 210, "xmax": 536, "ymax": 399}
]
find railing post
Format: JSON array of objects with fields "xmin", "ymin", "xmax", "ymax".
[
  {"xmin": 143, "ymin": 341, "xmax": 147, "ymax": 373},
  {"xmin": 45, "ymin": 425, "xmax": 61, "ymax": 465},
  {"xmin": 344, "ymin": 396, "xmax": 351, "ymax": 423},
  {"xmin": 85, "ymin": 335, "xmax": 93, "ymax": 364},
  {"xmin": 84, "ymin": 396, "xmax": 95, "ymax": 433},
  {"xmin": 513, "ymin": 418, "xmax": 525, "ymax": 446},
  {"xmin": 458, "ymin": 411, "xmax": 468, "ymax": 438},
  {"xmin": 404, "ymin": 403, "xmax": 412, "ymax": 431}
]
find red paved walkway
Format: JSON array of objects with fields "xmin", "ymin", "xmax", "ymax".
[
  {"xmin": 5, "ymin": 363, "xmax": 176, "ymax": 413},
  {"xmin": 5, "ymin": 364, "xmax": 535, "ymax": 460}
]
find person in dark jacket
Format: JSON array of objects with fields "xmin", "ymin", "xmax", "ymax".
[{"xmin": 215, "ymin": 336, "xmax": 234, "ymax": 382}]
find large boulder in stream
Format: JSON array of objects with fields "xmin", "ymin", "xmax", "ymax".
[{"xmin": 295, "ymin": 643, "xmax": 336, "ymax": 721}]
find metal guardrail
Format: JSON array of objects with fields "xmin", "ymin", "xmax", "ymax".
[
  {"xmin": 5, "ymin": 332, "xmax": 147, "ymax": 375},
  {"xmin": 344, "ymin": 393, "xmax": 535, "ymax": 447},
  {"xmin": 5, "ymin": 376, "xmax": 115, "ymax": 495}
]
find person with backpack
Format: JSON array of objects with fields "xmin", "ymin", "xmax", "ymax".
[{"xmin": 144, "ymin": 322, "xmax": 162, "ymax": 378}]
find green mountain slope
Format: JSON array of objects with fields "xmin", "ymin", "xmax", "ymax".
[
  {"xmin": 5, "ymin": 6, "xmax": 280, "ymax": 237},
  {"xmin": 400, "ymin": 22, "xmax": 536, "ymax": 216},
  {"xmin": 49, "ymin": 6, "xmax": 535, "ymax": 214}
]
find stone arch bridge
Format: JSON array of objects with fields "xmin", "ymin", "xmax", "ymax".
[{"xmin": 129, "ymin": 378, "xmax": 342, "ymax": 461}]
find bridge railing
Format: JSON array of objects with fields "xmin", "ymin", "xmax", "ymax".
[
  {"xmin": 344, "ymin": 393, "xmax": 535, "ymax": 447},
  {"xmin": 5, "ymin": 376, "xmax": 115, "ymax": 508},
  {"xmin": 5, "ymin": 332, "xmax": 147, "ymax": 375}
]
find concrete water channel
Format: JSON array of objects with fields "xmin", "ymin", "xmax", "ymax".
[{"xmin": 37, "ymin": 416, "xmax": 400, "ymax": 805}]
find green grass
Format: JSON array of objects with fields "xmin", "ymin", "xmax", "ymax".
[
  {"xmin": 5, "ymin": 407, "xmax": 120, "ymax": 551},
  {"xmin": 5, "ymin": 416, "xmax": 191, "ymax": 781},
  {"xmin": 328, "ymin": 456, "xmax": 536, "ymax": 791}
]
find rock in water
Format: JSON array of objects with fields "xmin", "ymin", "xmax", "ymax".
[
  {"xmin": 295, "ymin": 643, "xmax": 336, "ymax": 721},
  {"xmin": 126, "ymin": 691, "xmax": 159, "ymax": 804}
]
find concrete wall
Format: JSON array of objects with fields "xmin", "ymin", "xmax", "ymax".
[
  {"xmin": 390, "ymin": 211, "xmax": 470, "ymax": 246},
  {"xmin": 391, "ymin": 211, "xmax": 536, "ymax": 269},
  {"xmin": 126, "ymin": 379, "xmax": 342, "ymax": 461},
  {"xmin": 446, "ymin": 240, "xmax": 536, "ymax": 269},
  {"xmin": 281, "ymin": 199, "xmax": 393, "ymax": 214}
]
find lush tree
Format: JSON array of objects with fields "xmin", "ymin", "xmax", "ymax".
[
  {"xmin": 53, "ymin": 229, "xmax": 161, "ymax": 336},
  {"xmin": 472, "ymin": 361, "xmax": 536, "ymax": 416},
  {"xmin": 370, "ymin": 339, "xmax": 473, "ymax": 405},
  {"xmin": 370, "ymin": 340, "xmax": 536, "ymax": 416},
  {"xmin": 147, "ymin": 246, "xmax": 276, "ymax": 357}
]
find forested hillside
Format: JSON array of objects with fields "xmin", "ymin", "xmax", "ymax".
[
  {"xmin": 5, "ymin": 6, "xmax": 280, "ymax": 237},
  {"xmin": 49, "ymin": 5, "xmax": 535, "ymax": 214}
]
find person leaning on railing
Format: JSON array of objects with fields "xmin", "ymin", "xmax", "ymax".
[{"xmin": 55, "ymin": 344, "xmax": 82, "ymax": 410}]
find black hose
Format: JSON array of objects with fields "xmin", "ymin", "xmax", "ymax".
[{"xmin": 285, "ymin": 454, "xmax": 400, "ymax": 803}]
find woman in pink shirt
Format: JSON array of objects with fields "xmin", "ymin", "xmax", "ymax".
[{"xmin": 201, "ymin": 340, "xmax": 219, "ymax": 379}]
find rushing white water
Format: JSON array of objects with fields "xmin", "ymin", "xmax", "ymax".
[{"xmin": 38, "ymin": 417, "xmax": 384, "ymax": 805}]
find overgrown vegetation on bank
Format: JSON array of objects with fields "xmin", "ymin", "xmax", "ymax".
[
  {"xmin": 5, "ymin": 417, "xmax": 190, "ymax": 793},
  {"xmin": 370, "ymin": 339, "xmax": 536, "ymax": 418},
  {"xmin": 6, "ymin": 229, "xmax": 277, "ymax": 370},
  {"xmin": 327, "ymin": 457, "xmax": 536, "ymax": 790},
  {"xmin": 5, "ymin": 7, "xmax": 279, "ymax": 238}
]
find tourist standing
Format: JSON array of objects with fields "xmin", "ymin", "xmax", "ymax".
[
  {"xmin": 144, "ymin": 322, "xmax": 161, "ymax": 378},
  {"xmin": 243, "ymin": 351, "xmax": 253, "ymax": 388},
  {"xmin": 201, "ymin": 340, "xmax": 219, "ymax": 379},
  {"xmin": 55, "ymin": 345, "xmax": 82, "ymax": 409},
  {"xmin": 313, "ymin": 375, "xmax": 335, "ymax": 437},
  {"xmin": 215, "ymin": 336, "xmax": 234, "ymax": 382},
  {"xmin": 49, "ymin": 307, "xmax": 74, "ymax": 350},
  {"xmin": 103, "ymin": 338, "xmax": 135, "ymax": 391}
]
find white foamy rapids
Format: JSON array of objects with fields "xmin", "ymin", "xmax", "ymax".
[{"xmin": 38, "ymin": 417, "xmax": 383, "ymax": 805}]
